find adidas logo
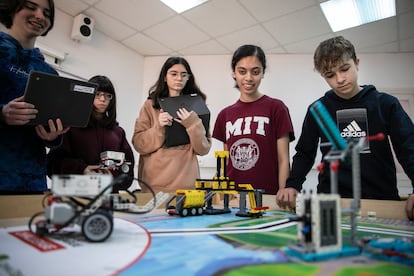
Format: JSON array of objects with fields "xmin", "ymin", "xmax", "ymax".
[{"xmin": 341, "ymin": 120, "xmax": 366, "ymax": 138}]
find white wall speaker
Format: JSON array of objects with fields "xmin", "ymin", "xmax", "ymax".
[{"xmin": 71, "ymin": 14, "xmax": 94, "ymax": 41}]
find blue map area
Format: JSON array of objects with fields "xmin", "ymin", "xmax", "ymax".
[{"xmin": 121, "ymin": 210, "xmax": 289, "ymax": 275}]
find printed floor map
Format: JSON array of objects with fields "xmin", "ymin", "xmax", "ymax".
[{"xmin": 1, "ymin": 209, "xmax": 414, "ymax": 276}]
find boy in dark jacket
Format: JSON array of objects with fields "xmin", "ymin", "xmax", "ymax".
[{"xmin": 276, "ymin": 36, "xmax": 414, "ymax": 220}]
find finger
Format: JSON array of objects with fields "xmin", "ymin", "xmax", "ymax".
[
  {"xmin": 35, "ymin": 125, "xmax": 47, "ymax": 139},
  {"xmin": 276, "ymin": 198, "xmax": 286, "ymax": 209},
  {"xmin": 14, "ymin": 96, "xmax": 25, "ymax": 102},
  {"xmin": 47, "ymin": 119, "xmax": 57, "ymax": 132},
  {"xmin": 11, "ymin": 100, "xmax": 35, "ymax": 110},
  {"xmin": 276, "ymin": 201, "xmax": 286, "ymax": 209},
  {"xmin": 289, "ymin": 193, "xmax": 297, "ymax": 210},
  {"xmin": 290, "ymin": 200, "xmax": 296, "ymax": 211},
  {"xmin": 62, "ymin": 126, "xmax": 70, "ymax": 134},
  {"xmin": 177, "ymin": 108, "xmax": 188, "ymax": 115},
  {"xmin": 102, "ymin": 169, "xmax": 112, "ymax": 174},
  {"xmin": 22, "ymin": 102, "xmax": 36, "ymax": 109},
  {"xmin": 55, "ymin": 118, "xmax": 64, "ymax": 131},
  {"xmin": 406, "ymin": 207, "xmax": 413, "ymax": 220},
  {"xmin": 275, "ymin": 194, "xmax": 283, "ymax": 207},
  {"xmin": 85, "ymin": 165, "xmax": 101, "ymax": 174},
  {"xmin": 176, "ymin": 109, "xmax": 183, "ymax": 118},
  {"xmin": 163, "ymin": 111, "xmax": 173, "ymax": 118}
]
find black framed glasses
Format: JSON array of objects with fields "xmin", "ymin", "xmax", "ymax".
[
  {"xmin": 95, "ymin": 92, "xmax": 113, "ymax": 100},
  {"xmin": 167, "ymin": 71, "xmax": 190, "ymax": 79}
]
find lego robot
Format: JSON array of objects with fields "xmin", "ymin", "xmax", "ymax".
[
  {"xmin": 29, "ymin": 174, "xmax": 168, "ymax": 242},
  {"xmin": 100, "ymin": 150, "xmax": 131, "ymax": 173}
]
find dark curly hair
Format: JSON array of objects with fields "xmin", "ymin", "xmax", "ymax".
[{"xmin": 313, "ymin": 36, "xmax": 357, "ymax": 74}]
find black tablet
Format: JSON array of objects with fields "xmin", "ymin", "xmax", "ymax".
[
  {"xmin": 23, "ymin": 71, "xmax": 97, "ymax": 127},
  {"xmin": 159, "ymin": 94, "xmax": 210, "ymax": 147}
]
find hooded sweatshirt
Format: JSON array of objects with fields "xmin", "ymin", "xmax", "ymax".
[
  {"xmin": 286, "ymin": 85, "xmax": 414, "ymax": 200},
  {"xmin": 0, "ymin": 32, "xmax": 59, "ymax": 192}
]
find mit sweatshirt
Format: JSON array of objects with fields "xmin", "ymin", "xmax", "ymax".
[{"xmin": 286, "ymin": 85, "xmax": 414, "ymax": 200}]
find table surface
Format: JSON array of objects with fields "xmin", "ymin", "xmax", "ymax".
[
  {"xmin": 1, "ymin": 193, "xmax": 413, "ymax": 276},
  {"xmin": 0, "ymin": 193, "xmax": 410, "ymax": 226}
]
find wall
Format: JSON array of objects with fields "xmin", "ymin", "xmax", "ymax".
[
  {"xmin": 4, "ymin": 9, "xmax": 413, "ymax": 195},
  {"xmin": 35, "ymin": 10, "xmax": 145, "ymax": 149},
  {"xmin": 143, "ymin": 53, "xmax": 414, "ymax": 195}
]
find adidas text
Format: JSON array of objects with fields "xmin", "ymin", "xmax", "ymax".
[{"xmin": 341, "ymin": 131, "xmax": 366, "ymax": 138}]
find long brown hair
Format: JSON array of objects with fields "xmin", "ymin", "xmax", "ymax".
[{"xmin": 148, "ymin": 56, "xmax": 206, "ymax": 109}]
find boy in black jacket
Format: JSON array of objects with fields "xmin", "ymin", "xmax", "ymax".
[{"xmin": 276, "ymin": 36, "xmax": 414, "ymax": 220}]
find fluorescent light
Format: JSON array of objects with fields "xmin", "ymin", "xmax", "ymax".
[
  {"xmin": 160, "ymin": 0, "xmax": 208, "ymax": 13},
  {"xmin": 320, "ymin": 0, "xmax": 396, "ymax": 32}
]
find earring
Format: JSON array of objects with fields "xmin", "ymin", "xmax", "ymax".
[{"xmin": 106, "ymin": 111, "xmax": 109, "ymax": 117}]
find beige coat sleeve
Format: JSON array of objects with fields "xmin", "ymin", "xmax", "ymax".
[
  {"xmin": 132, "ymin": 100, "xmax": 165, "ymax": 155},
  {"xmin": 181, "ymin": 111, "xmax": 212, "ymax": 156}
]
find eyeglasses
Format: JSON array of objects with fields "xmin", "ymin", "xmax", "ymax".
[
  {"xmin": 95, "ymin": 92, "xmax": 113, "ymax": 100},
  {"xmin": 167, "ymin": 71, "xmax": 190, "ymax": 79}
]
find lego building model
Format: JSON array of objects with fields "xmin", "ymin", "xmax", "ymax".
[{"xmin": 166, "ymin": 150, "xmax": 269, "ymax": 217}]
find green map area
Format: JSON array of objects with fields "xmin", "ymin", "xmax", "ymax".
[{"xmin": 210, "ymin": 212, "xmax": 414, "ymax": 276}]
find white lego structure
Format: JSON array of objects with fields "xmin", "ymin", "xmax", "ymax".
[
  {"xmin": 295, "ymin": 191, "xmax": 342, "ymax": 253},
  {"xmin": 51, "ymin": 174, "xmax": 113, "ymax": 196},
  {"xmin": 100, "ymin": 151, "xmax": 130, "ymax": 173}
]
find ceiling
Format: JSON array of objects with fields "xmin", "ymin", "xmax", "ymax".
[{"xmin": 55, "ymin": 0, "xmax": 414, "ymax": 57}]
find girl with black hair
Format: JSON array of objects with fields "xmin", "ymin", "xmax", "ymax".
[
  {"xmin": 47, "ymin": 75, "xmax": 135, "ymax": 193},
  {"xmin": 213, "ymin": 45, "xmax": 295, "ymax": 197}
]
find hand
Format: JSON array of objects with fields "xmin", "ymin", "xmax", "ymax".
[
  {"xmin": 406, "ymin": 194, "xmax": 414, "ymax": 220},
  {"xmin": 35, "ymin": 118, "xmax": 70, "ymax": 141},
  {"xmin": 1, "ymin": 96, "xmax": 38, "ymax": 125},
  {"xmin": 83, "ymin": 165, "xmax": 112, "ymax": 174},
  {"xmin": 276, "ymin": 187, "xmax": 298, "ymax": 210},
  {"xmin": 83, "ymin": 165, "xmax": 102, "ymax": 174},
  {"xmin": 175, "ymin": 108, "xmax": 197, "ymax": 127},
  {"xmin": 175, "ymin": 107, "xmax": 191, "ymax": 121},
  {"xmin": 158, "ymin": 109, "xmax": 173, "ymax": 127}
]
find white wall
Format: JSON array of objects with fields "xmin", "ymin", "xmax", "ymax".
[
  {"xmin": 36, "ymin": 10, "xmax": 145, "ymax": 148},
  {"xmin": 143, "ymin": 53, "xmax": 414, "ymax": 195},
  {"xmin": 6, "ymin": 9, "xmax": 413, "ymax": 194}
]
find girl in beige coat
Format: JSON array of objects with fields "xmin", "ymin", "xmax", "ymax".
[{"xmin": 132, "ymin": 57, "xmax": 211, "ymax": 193}]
